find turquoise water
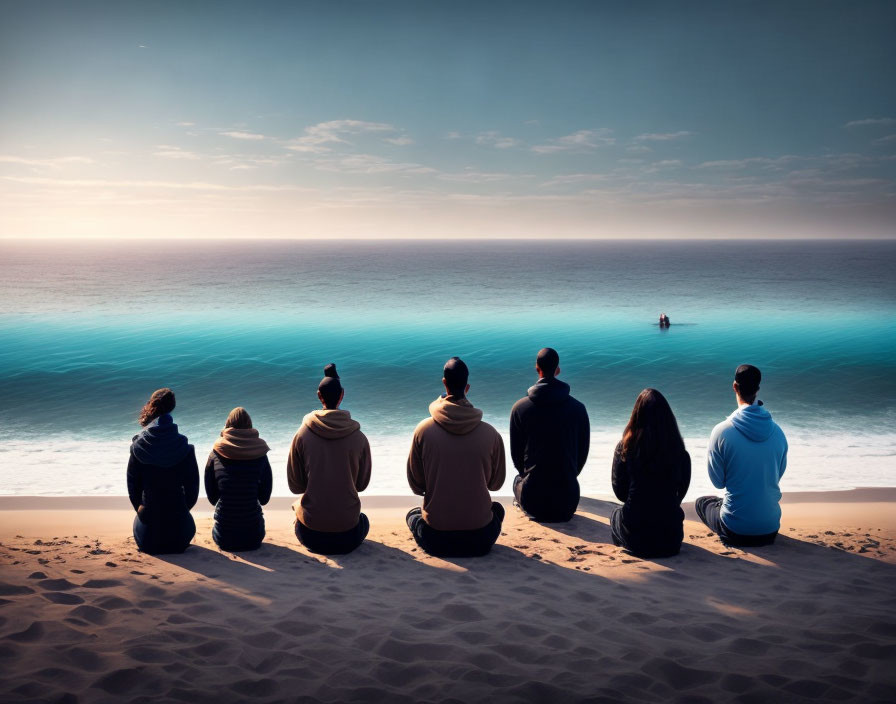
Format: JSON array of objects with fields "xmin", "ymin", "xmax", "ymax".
[{"xmin": 1, "ymin": 239, "xmax": 894, "ymax": 495}]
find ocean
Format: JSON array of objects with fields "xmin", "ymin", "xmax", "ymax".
[{"xmin": 1, "ymin": 238, "xmax": 894, "ymax": 498}]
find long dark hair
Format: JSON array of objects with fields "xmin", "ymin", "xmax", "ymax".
[
  {"xmin": 620, "ymin": 388, "xmax": 685, "ymax": 465},
  {"xmin": 139, "ymin": 388, "xmax": 176, "ymax": 427}
]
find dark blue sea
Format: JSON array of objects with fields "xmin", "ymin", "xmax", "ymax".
[{"xmin": 1, "ymin": 239, "xmax": 894, "ymax": 496}]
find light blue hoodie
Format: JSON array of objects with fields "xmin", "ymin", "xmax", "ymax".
[{"xmin": 707, "ymin": 403, "xmax": 788, "ymax": 535}]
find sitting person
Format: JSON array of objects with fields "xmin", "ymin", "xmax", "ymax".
[
  {"xmin": 610, "ymin": 389, "xmax": 691, "ymax": 558},
  {"xmin": 287, "ymin": 364, "xmax": 372, "ymax": 555},
  {"xmin": 127, "ymin": 388, "xmax": 199, "ymax": 554},
  {"xmin": 696, "ymin": 364, "xmax": 788, "ymax": 547},
  {"xmin": 509, "ymin": 347, "xmax": 590, "ymax": 522},
  {"xmin": 406, "ymin": 357, "xmax": 506, "ymax": 557},
  {"xmin": 204, "ymin": 407, "xmax": 272, "ymax": 551}
]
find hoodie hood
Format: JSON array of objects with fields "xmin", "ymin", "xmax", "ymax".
[
  {"xmin": 131, "ymin": 413, "xmax": 191, "ymax": 467},
  {"xmin": 429, "ymin": 395, "xmax": 483, "ymax": 435},
  {"xmin": 302, "ymin": 409, "xmax": 360, "ymax": 440},
  {"xmin": 213, "ymin": 427, "xmax": 270, "ymax": 460},
  {"xmin": 527, "ymin": 378, "xmax": 571, "ymax": 405},
  {"xmin": 728, "ymin": 403, "xmax": 776, "ymax": 442}
]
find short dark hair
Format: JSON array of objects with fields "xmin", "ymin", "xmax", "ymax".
[
  {"xmin": 318, "ymin": 363, "xmax": 343, "ymax": 408},
  {"xmin": 443, "ymin": 357, "xmax": 469, "ymax": 397},
  {"xmin": 536, "ymin": 347, "xmax": 559, "ymax": 377},
  {"xmin": 734, "ymin": 364, "xmax": 761, "ymax": 400}
]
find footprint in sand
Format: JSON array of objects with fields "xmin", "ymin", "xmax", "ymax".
[
  {"xmin": 42, "ymin": 592, "xmax": 85, "ymax": 605},
  {"xmin": 92, "ymin": 667, "xmax": 145, "ymax": 695},
  {"xmin": 0, "ymin": 580, "xmax": 37, "ymax": 597},
  {"xmin": 37, "ymin": 579, "xmax": 78, "ymax": 592},
  {"xmin": 440, "ymin": 603, "xmax": 484, "ymax": 622},
  {"xmin": 641, "ymin": 656, "xmax": 720, "ymax": 688},
  {"xmin": 67, "ymin": 605, "xmax": 108, "ymax": 625},
  {"xmin": 8, "ymin": 621, "xmax": 44, "ymax": 642}
]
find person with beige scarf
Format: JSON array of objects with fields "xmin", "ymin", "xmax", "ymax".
[
  {"xmin": 205, "ymin": 406, "xmax": 272, "ymax": 551},
  {"xmin": 287, "ymin": 364, "xmax": 372, "ymax": 555}
]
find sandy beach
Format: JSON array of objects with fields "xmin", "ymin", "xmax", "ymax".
[{"xmin": 1, "ymin": 490, "xmax": 895, "ymax": 703}]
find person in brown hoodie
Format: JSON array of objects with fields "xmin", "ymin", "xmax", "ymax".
[
  {"xmin": 287, "ymin": 364, "xmax": 372, "ymax": 554},
  {"xmin": 406, "ymin": 357, "xmax": 506, "ymax": 557}
]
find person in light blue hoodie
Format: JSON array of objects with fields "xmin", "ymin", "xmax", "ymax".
[{"xmin": 696, "ymin": 364, "xmax": 788, "ymax": 547}]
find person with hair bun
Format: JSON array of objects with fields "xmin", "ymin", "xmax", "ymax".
[
  {"xmin": 610, "ymin": 388, "xmax": 690, "ymax": 558},
  {"xmin": 127, "ymin": 388, "xmax": 199, "ymax": 554},
  {"xmin": 287, "ymin": 364, "xmax": 372, "ymax": 554},
  {"xmin": 205, "ymin": 407, "xmax": 273, "ymax": 551}
]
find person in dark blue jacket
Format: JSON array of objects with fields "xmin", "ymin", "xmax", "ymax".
[
  {"xmin": 205, "ymin": 407, "xmax": 273, "ymax": 552},
  {"xmin": 510, "ymin": 348, "xmax": 590, "ymax": 522},
  {"xmin": 610, "ymin": 388, "xmax": 691, "ymax": 558},
  {"xmin": 127, "ymin": 388, "xmax": 199, "ymax": 554}
]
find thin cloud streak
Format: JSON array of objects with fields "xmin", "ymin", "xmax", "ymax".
[
  {"xmin": 532, "ymin": 129, "xmax": 614, "ymax": 154},
  {"xmin": 634, "ymin": 131, "xmax": 693, "ymax": 142},
  {"xmin": 844, "ymin": 118, "xmax": 896, "ymax": 128},
  {"xmin": 0, "ymin": 155, "xmax": 95, "ymax": 168},
  {"xmin": 220, "ymin": 131, "xmax": 266, "ymax": 141},
  {"xmin": 475, "ymin": 131, "xmax": 520, "ymax": 149},
  {"xmin": 287, "ymin": 120, "xmax": 396, "ymax": 153}
]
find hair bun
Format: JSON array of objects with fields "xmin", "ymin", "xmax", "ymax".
[{"xmin": 323, "ymin": 363, "xmax": 339, "ymax": 379}]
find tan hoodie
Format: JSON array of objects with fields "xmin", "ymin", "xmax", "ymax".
[
  {"xmin": 407, "ymin": 396, "xmax": 506, "ymax": 531},
  {"xmin": 287, "ymin": 409, "xmax": 371, "ymax": 532}
]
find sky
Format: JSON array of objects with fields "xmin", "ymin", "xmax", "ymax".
[{"xmin": 1, "ymin": 0, "xmax": 895, "ymax": 239}]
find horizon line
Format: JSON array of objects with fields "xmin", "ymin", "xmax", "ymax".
[{"xmin": 2, "ymin": 235, "xmax": 895, "ymax": 242}]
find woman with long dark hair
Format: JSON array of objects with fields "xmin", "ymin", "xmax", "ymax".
[
  {"xmin": 610, "ymin": 388, "xmax": 690, "ymax": 558},
  {"xmin": 205, "ymin": 407, "xmax": 273, "ymax": 551},
  {"xmin": 127, "ymin": 388, "xmax": 199, "ymax": 554}
]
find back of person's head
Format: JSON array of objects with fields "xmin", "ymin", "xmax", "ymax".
[
  {"xmin": 442, "ymin": 357, "xmax": 469, "ymax": 398},
  {"xmin": 621, "ymin": 388, "xmax": 685, "ymax": 464},
  {"xmin": 139, "ymin": 387, "xmax": 176, "ymax": 427},
  {"xmin": 318, "ymin": 363, "xmax": 343, "ymax": 408},
  {"xmin": 224, "ymin": 406, "xmax": 253, "ymax": 429},
  {"xmin": 535, "ymin": 347, "xmax": 559, "ymax": 377},
  {"xmin": 734, "ymin": 364, "xmax": 761, "ymax": 403}
]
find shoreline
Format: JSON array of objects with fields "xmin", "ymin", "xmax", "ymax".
[{"xmin": 2, "ymin": 486, "xmax": 896, "ymax": 510}]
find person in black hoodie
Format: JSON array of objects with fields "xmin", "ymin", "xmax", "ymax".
[
  {"xmin": 205, "ymin": 407, "xmax": 273, "ymax": 552},
  {"xmin": 610, "ymin": 388, "xmax": 691, "ymax": 558},
  {"xmin": 127, "ymin": 388, "xmax": 199, "ymax": 554},
  {"xmin": 509, "ymin": 348, "xmax": 590, "ymax": 522}
]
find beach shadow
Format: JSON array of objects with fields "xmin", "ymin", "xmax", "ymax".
[
  {"xmin": 153, "ymin": 541, "xmax": 333, "ymax": 582},
  {"xmin": 526, "ymin": 510, "xmax": 615, "ymax": 544}
]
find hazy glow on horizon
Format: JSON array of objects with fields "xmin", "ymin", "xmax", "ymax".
[{"xmin": 1, "ymin": 1, "xmax": 895, "ymax": 239}]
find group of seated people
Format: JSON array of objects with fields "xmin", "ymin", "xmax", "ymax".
[{"xmin": 126, "ymin": 351, "xmax": 788, "ymax": 559}]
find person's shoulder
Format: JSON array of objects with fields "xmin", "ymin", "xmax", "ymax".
[
  {"xmin": 567, "ymin": 394, "xmax": 588, "ymax": 414},
  {"xmin": 710, "ymin": 417, "xmax": 734, "ymax": 440},
  {"xmin": 769, "ymin": 416, "xmax": 788, "ymax": 443},
  {"xmin": 354, "ymin": 428, "xmax": 372, "ymax": 447},
  {"xmin": 413, "ymin": 416, "xmax": 436, "ymax": 436},
  {"xmin": 510, "ymin": 395, "xmax": 532, "ymax": 414},
  {"xmin": 478, "ymin": 420, "xmax": 503, "ymax": 441}
]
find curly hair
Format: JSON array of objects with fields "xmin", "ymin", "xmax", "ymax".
[{"xmin": 138, "ymin": 388, "xmax": 176, "ymax": 426}]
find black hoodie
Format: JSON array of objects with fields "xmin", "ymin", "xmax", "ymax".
[
  {"xmin": 509, "ymin": 378, "xmax": 590, "ymax": 521},
  {"xmin": 127, "ymin": 414, "xmax": 199, "ymax": 523}
]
